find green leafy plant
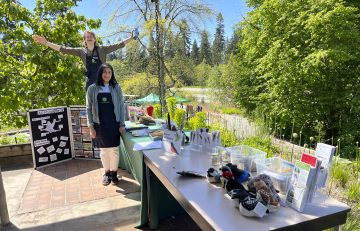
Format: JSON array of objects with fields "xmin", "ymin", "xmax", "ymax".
[
  {"xmin": 153, "ymin": 104, "xmax": 162, "ymax": 119},
  {"xmin": 186, "ymin": 112, "xmax": 208, "ymax": 130},
  {"xmin": 174, "ymin": 108, "xmax": 186, "ymax": 128},
  {"xmin": 341, "ymin": 204, "xmax": 360, "ymax": 231},
  {"xmin": 240, "ymin": 136, "xmax": 279, "ymax": 157},
  {"xmin": 347, "ymin": 180, "xmax": 360, "ymax": 202},
  {"xmin": 330, "ymin": 163, "xmax": 351, "ymax": 188},
  {"xmin": 210, "ymin": 123, "xmax": 238, "ymax": 147},
  {"xmin": 0, "ymin": 133, "xmax": 30, "ymax": 145},
  {"xmin": 221, "ymin": 107, "xmax": 243, "ymax": 115},
  {"xmin": 166, "ymin": 97, "xmax": 177, "ymax": 119},
  {"xmin": 14, "ymin": 133, "xmax": 30, "ymax": 144},
  {"xmin": 0, "ymin": 135, "xmax": 14, "ymax": 145}
]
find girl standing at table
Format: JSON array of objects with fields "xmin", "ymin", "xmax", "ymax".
[
  {"xmin": 86, "ymin": 63, "xmax": 125, "ymax": 185},
  {"xmin": 32, "ymin": 30, "xmax": 137, "ymax": 90}
]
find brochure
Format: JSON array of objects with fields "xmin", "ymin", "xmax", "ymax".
[
  {"xmin": 315, "ymin": 143, "xmax": 336, "ymax": 188},
  {"xmin": 286, "ymin": 153, "xmax": 321, "ymax": 212}
]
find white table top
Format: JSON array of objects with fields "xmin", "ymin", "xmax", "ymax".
[{"xmin": 143, "ymin": 146, "xmax": 350, "ymax": 231}]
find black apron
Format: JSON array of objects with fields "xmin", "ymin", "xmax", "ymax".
[
  {"xmin": 85, "ymin": 47, "xmax": 102, "ymax": 91},
  {"xmin": 92, "ymin": 92, "xmax": 120, "ymax": 148}
]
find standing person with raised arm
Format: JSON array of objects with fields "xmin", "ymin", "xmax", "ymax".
[{"xmin": 32, "ymin": 29, "xmax": 139, "ymax": 90}]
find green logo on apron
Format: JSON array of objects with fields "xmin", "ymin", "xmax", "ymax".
[{"xmin": 102, "ymin": 97, "xmax": 107, "ymax": 102}]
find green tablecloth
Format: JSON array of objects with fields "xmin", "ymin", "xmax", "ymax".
[{"xmin": 118, "ymin": 129, "xmax": 185, "ymax": 229}]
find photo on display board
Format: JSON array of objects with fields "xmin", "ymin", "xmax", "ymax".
[
  {"xmin": 82, "ymin": 133, "xmax": 91, "ymax": 142},
  {"xmin": 71, "ymin": 110, "xmax": 80, "ymax": 117},
  {"xmin": 74, "ymin": 142, "xmax": 83, "ymax": 150},
  {"xmin": 83, "ymin": 143, "xmax": 93, "ymax": 150},
  {"xmin": 75, "ymin": 149, "xmax": 84, "ymax": 157},
  {"xmin": 73, "ymin": 134, "xmax": 82, "ymax": 142},
  {"xmin": 71, "ymin": 117, "xmax": 80, "ymax": 126},
  {"xmin": 83, "ymin": 151, "xmax": 94, "ymax": 158},
  {"xmin": 72, "ymin": 125, "xmax": 81, "ymax": 133},
  {"xmin": 79, "ymin": 110, "xmax": 86, "ymax": 118},
  {"xmin": 80, "ymin": 117, "xmax": 87, "ymax": 126},
  {"xmin": 82, "ymin": 127, "xmax": 89, "ymax": 134}
]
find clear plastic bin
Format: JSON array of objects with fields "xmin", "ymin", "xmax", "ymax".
[
  {"xmin": 226, "ymin": 145, "xmax": 267, "ymax": 172},
  {"xmin": 255, "ymin": 157, "xmax": 294, "ymax": 194}
]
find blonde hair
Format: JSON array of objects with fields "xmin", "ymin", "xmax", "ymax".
[{"xmin": 83, "ymin": 30, "xmax": 97, "ymax": 47}]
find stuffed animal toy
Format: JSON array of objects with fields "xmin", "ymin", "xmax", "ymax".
[
  {"xmin": 226, "ymin": 163, "xmax": 251, "ymax": 183},
  {"xmin": 247, "ymin": 174, "xmax": 281, "ymax": 203},
  {"xmin": 253, "ymin": 179, "xmax": 279, "ymax": 206},
  {"xmin": 207, "ymin": 168, "xmax": 221, "ymax": 183}
]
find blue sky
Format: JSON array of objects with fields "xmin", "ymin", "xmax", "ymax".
[{"xmin": 20, "ymin": 0, "xmax": 250, "ymax": 42}]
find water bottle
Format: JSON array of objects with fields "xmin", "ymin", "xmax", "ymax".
[{"xmin": 133, "ymin": 28, "xmax": 139, "ymax": 40}]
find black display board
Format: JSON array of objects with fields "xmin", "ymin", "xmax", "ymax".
[
  {"xmin": 28, "ymin": 107, "xmax": 73, "ymax": 168},
  {"xmin": 70, "ymin": 106, "xmax": 100, "ymax": 159}
]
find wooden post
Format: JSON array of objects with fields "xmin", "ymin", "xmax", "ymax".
[{"xmin": 0, "ymin": 166, "xmax": 10, "ymax": 228}]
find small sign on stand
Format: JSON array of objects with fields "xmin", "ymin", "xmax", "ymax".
[{"xmin": 162, "ymin": 129, "xmax": 182, "ymax": 155}]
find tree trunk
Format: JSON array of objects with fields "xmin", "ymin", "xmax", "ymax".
[
  {"xmin": 0, "ymin": 166, "xmax": 10, "ymax": 228},
  {"xmin": 154, "ymin": 0, "xmax": 166, "ymax": 115}
]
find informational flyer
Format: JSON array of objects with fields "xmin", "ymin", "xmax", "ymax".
[{"xmin": 28, "ymin": 106, "xmax": 73, "ymax": 168}]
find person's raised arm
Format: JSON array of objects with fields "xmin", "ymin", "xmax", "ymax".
[
  {"xmin": 32, "ymin": 35, "xmax": 61, "ymax": 51},
  {"xmin": 102, "ymin": 30, "xmax": 136, "ymax": 54}
]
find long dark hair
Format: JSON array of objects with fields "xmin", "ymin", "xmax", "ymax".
[{"xmin": 96, "ymin": 63, "xmax": 118, "ymax": 87}]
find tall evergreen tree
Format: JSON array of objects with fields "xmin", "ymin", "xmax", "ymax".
[
  {"xmin": 190, "ymin": 40, "xmax": 200, "ymax": 65},
  {"xmin": 199, "ymin": 30, "xmax": 212, "ymax": 65},
  {"xmin": 212, "ymin": 13, "xmax": 225, "ymax": 65},
  {"xmin": 225, "ymin": 30, "xmax": 240, "ymax": 61},
  {"xmin": 177, "ymin": 19, "xmax": 191, "ymax": 57},
  {"xmin": 164, "ymin": 31, "xmax": 175, "ymax": 59}
]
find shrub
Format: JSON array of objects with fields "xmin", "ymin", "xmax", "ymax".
[
  {"xmin": 331, "ymin": 163, "xmax": 351, "ymax": 188},
  {"xmin": 239, "ymin": 136, "xmax": 278, "ymax": 157},
  {"xmin": 0, "ymin": 133, "xmax": 30, "ymax": 145},
  {"xmin": 0, "ymin": 135, "xmax": 14, "ymax": 145},
  {"xmin": 221, "ymin": 107, "xmax": 243, "ymax": 115},
  {"xmin": 14, "ymin": 133, "xmax": 30, "ymax": 144},
  {"xmin": 166, "ymin": 97, "xmax": 177, "ymax": 119},
  {"xmin": 186, "ymin": 112, "xmax": 208, "ymax": 130},
  {"xmin": 153, "ymin": 104, "xmax": 162, "ymax": 118},
  {"xmin": 347, "ymin": 180, "xmax": 360, "ymax": 202},
  {"xmin": 174, "ymin": 108, "xmax": 186, "ymax": 128},
  {"xmin": 210, "ymin": 123, "xmax": 238, "ymax": 147}
]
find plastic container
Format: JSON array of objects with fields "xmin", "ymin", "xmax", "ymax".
[
  {"xmin": 226, "ymin": 145, "xmax": 267, "ymax": 172},
  {"xmin": 255, "ymin": 157, "xmax": 294, "ymax": 194}
]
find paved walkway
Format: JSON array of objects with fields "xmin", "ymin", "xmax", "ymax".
[{"xmin": 1, "ymin": 160, "xmax": 200, "ymax": 231}]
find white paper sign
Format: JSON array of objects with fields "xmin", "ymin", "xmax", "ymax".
[
  {"xmin": 64, "ymin": 148, "xmax": 70, "ymax": 155},
  {"xmin": 60, "ymin": 136, "xmax": 68, "ymax": 141},
  {"xmin": 39, "ymin": 157, "xmax": 49, "ymax": 162},
  {"xmin": 162, "ymin": 129, "xmax": 182, "ymax": 155},
  {"xmin": 49, "ymin": 154, "xmax": 57, "ymax": 162},
  {"xmin": 46, "ymin": 145, "xmax": 55, "ymax": 153},
  {"xmin": 34, "ymin": 139, "xmax": 50, "ymax": 147},
  {"xmin": 59, "ymin": 141, "xmax": 66, "ymax": 147},
  {"xmin": 56, "ymin": 148, "xmax": 63, "ymax": 154},
  {"xmin": 36, "ymin": 147, "xmax": 46, "ymax": 155}
]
